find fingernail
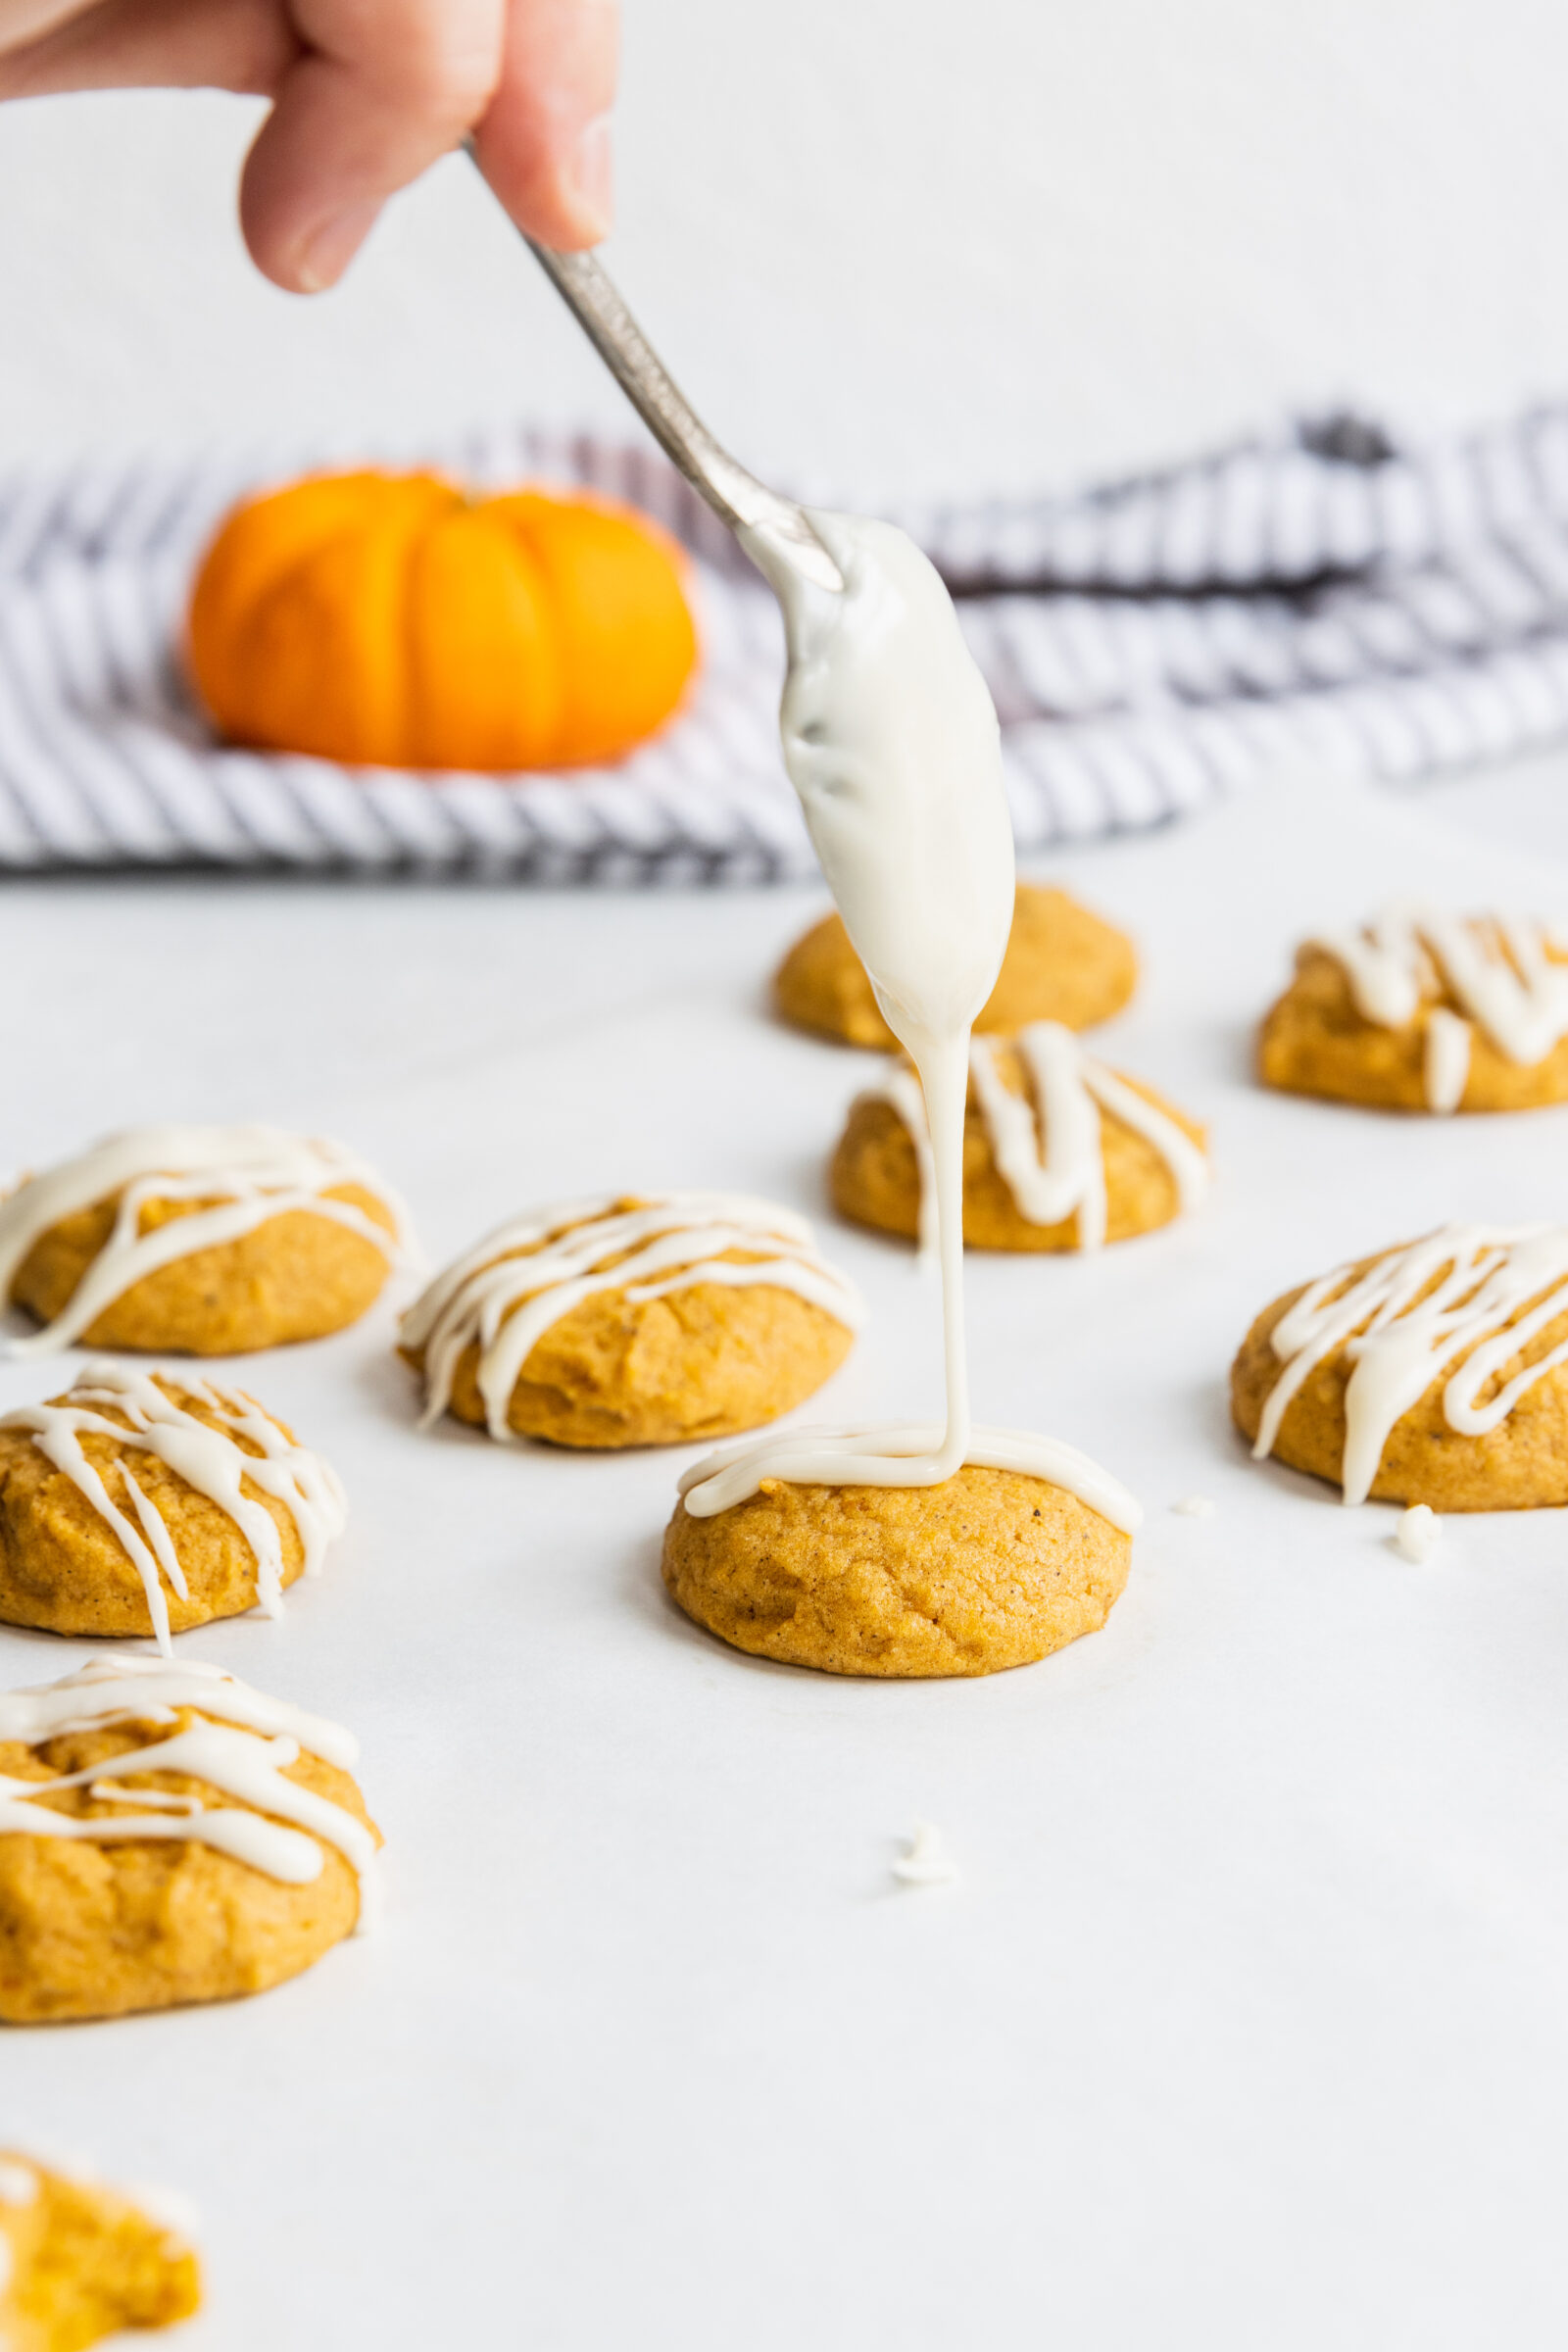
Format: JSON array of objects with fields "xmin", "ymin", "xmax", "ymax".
[
  {"xmin": 293, "ymin": 198, "xmax": 383, "ymax": 293},
  {"xmin": 564, "ymin": 116, "xmax": 613, "ymax": 242}
]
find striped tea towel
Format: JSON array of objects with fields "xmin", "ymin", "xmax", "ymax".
[{"xmin": 3, "ymin": 407, "xmax": 1568, "ymax": 881}]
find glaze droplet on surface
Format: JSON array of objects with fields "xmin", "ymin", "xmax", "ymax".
[
  {"xmin": 891, "ymin": 1823, "xmax": 960, "ymax": 1887},
  {"xmin": 1393, "ymin": 1502, "xmax": 1440, "ymax": 1562}
]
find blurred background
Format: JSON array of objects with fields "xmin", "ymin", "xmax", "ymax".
[{"xmin": 6, "ymin": 0, "xmax": 1568, "ymax": 500}]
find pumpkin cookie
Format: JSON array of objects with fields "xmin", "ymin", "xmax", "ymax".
[
  {"xmin": 1233, "ymin": 1221, "xmax": 1568, "ymax": 1507},
  {"xmin": 0, "ymin": 1654, "xmax": 380, "ymax": 2024},
  {"xmin": 0, "ymin": 1124, "xmax": 414, "ymax": 1357},
  {"xmin": 662, "ymin": 1436, "xmax": 1138, "ymax": 1678},
  {"xmin": 401, "ymin": 1192, "xmax": 862, "ymax": 1448},
  {"xmin": 833, "ymin": 1021, "xmax": 1208, "ymax": 1251},
  {"xmin": 1259, "ymin": 905, "xmax": 1568, "ymax": 1113},
  {"xmin": 0, "ymin": 2152, "xmax": 200, "ymax": 2349},
  {"xmin": 0, "ymin": 1361, "xmax": 345, "ymax": 1648},
  {"xmin": 775, "ymin": 883, "xmax": 1137, "ymax": 1050}
]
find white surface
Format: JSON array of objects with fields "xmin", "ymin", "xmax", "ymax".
[
  {"xmin": 4, "ymin": 776, "xmax": 1568, "ymax": 2348},
  {"xmin": 6, "ymin": 1, "xmax": 1568, "ymax": 497}
]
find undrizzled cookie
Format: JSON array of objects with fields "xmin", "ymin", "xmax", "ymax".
[{"xmin": 775, "ymin": 883, "xmax": 1137, "ymax": 1050}]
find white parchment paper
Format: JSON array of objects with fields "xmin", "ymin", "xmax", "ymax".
[{"xmin": 2, "ymin": 773, "xmax": 1566, "ymax": 2350}]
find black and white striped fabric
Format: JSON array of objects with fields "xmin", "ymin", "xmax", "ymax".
[{"xmin": 2, "ymin": 407, "xmax": 1567, "ymax": 880}]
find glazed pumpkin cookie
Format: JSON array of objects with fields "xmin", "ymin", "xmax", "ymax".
[
  {"xmin": 1233, "ymin": 1222, "xmax": 1568, "ymax": 1507},
  {"xmin": 1259, "ymin": 904, "xmax": 1568, "ymax": 1113},
  {"xmin": 401, "ymin": 1192, "xmax": 862, "ymax": 1447},
  {"xmin": 0, "ymin": 1360, "xmax": 345, "ymax": 1648},
  {"xmin": 187, "ymin": 470, "xmax": 699, "ymax": 772},
  {"xmin": 775, "ymin": 882, "xmax": 1137, "ymax": 1050},
  {"xmin": 662, "ymin": 1429, "xmax": 1140, "ymax": 1678},
  {"xmin": 0, "ymin": 1654, "xmax": 380, "ymax": 2024},
  {"xmin": 0, "ymin": 1124, "xmax": 414, "ymax": 1357},
  {"xmin": 833, "ymin": 1020, "xmax": 1208, "ymax": 1250},
  {"xmin": 0, "ymin": 2151, "xmax": 200, "ymax": 2349}
]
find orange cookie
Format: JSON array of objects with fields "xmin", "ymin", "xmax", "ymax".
[
  {"xmin": 1259, "ymin": 906, "xmax": 1568, "ymax": 1113},
  {"xmin": 401, "ymin": 1193, "xmax": 862, "ymax": 1447},
  {"xmin": 833, "ymin": 1022, "xmax": 1207, "ymax": 1251},
  {"xmin": 776, "ymin": 883, "xmax": 1137, "ymax": 1049}
]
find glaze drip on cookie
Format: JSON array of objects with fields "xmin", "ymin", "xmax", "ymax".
[
  {"xmin": 1252, "ymin": 1222, "xmax": 1568, "ymax": 1503},
  {"xmin": 873, "ymin": 1020, "xmax": 1208, "ymax": 1250},
  {"xmin": 0, "ymin": 1123, "xmax": 416, "ymax": 1354},
  {"xmin": 679, "ymin": 1420, "xmax": 1144, "ymax": 1528},
  {"xmin": 741, "ymin": 511, "xmax": 1012, "ymax": 1495},
  {"xmin": 401, "ymin": 1194, "xmax": 866, "ymax": 1441},
  {"xmin": 0, "ymin": 1363, "xmax": 346, "ymax": 1652},
  {"xmin": 1309, "ymin": 906, "xmax": 1568, "ymax": 1111},
  {"xmin": 0, "ymin": 1654, "xmax": 379, "ymax": 1924},
  {"xmin": 733, "ymin": 511, "xmax": 1132, "ymax": 1521}
]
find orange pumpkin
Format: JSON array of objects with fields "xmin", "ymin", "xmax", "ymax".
[{"xmin": 185, "ymin": 469, "xmax": 700, "ymax": 772}]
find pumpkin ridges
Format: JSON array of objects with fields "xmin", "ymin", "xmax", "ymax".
[
  {"xmin": 404, "ymin": 507, "xmax": 565, "ymax": 770},
  {"xmin": 225, "ymin": 491, "xmax": 450, "ymax": 765},
  {"xmin": 487, "ymin": 491, "xmax": 699, "ymax": 764},
  {"xmin": 187, "ymin": 473, "xmax": 454, "ymax": 736},
  {"xmin": 185, "ymin": 469, "xmax": 700, "ymax": 773}
]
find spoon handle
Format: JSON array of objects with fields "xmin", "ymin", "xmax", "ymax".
[
  {"xmin": 523, "ymin": 240, "xmax": 843, "ymax": 591},
  {"xmin": 464, "ymin": 141, "xmax": 843, "ymax": 591}
]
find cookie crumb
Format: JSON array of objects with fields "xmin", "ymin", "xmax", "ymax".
[
  {"xmin": 1169, "ymin": 1495, "xmax": 1215, "ymax": 1519},
  {"xmin": 892, "ymin": 1823, "xmax": 960, "ymax": 1887},
  {"xmin": 1393, "ymin": 1502, "xmax": 1440, "ymax": 1563}
]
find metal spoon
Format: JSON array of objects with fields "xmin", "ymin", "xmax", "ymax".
[{"xmin": 470, "ymin": 151, "xmax": 844, "ymax": 594}]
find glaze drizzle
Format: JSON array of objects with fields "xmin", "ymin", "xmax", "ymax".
[
  {"xmin": 1252, "ymin": 1222, "xmax": 1568, "ymax": 1503},
  {"xmin": 401, "ymin": 1193, "xmax": 865, "ymax": 1440},
  {"xmin": 1309, "ymin": 906, "xmax": 1568, "ymax": 1112},
  {"xmin": 0, "ymin": 1363, "xmax": 346, "ymax": 1652},
  {"xmin": 0, "ymin": 1655, "xmax": 377, "ymax": 1925},
  {"xmin": 679, "ymin": 1419, "xmax": 1143, "ymax": 1530},
  {"xmin": 870, "ymin": 1020, "xmax": 1207, "ymax": 1250},
  {"xmin": 0, "ymin": 1123, "xmax": 416, "ymax": 1355}
]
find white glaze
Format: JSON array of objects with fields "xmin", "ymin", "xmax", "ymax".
[
  {"xmin": 0, "ymin": 1654, "xmax": 377, "ymax": 1926},
  {"xmin": 1169, "ymin": 1495, "xmax": 1216, "ymax": 1519},
  {"xmin": 0, "ymin": 1123, "xmax": 416, "ymax": 1356},
  {"xmin": 0, "ymin": 1362, "xmax": 345, "ymax": 1653},
  {"xmin": 892, "ymin": 1823, "xmax": 960, "ymax": 1886},
  {"xmin": 1394, "ymin": 1502, "xmax": 1440, "ymax": 1562},
  {"xmin": 401, "ymin": 1194, "xmax": 864, "ymax": 1441},
  {"xmin": 874, "ymin": 1019, "xmax": 1207, "ymax": 1250},
  {"xmin": 679, "ymin": 1420, "xmax": 1143, "ymax": 1529},
  {"xmin": 1423, "ymin": 1007, "xmax": 1471, "ymax": 1115},
  {"xmin": 740, "ymin": 512, "xmax": 1134, "ymax": 1523},
  {"xmin": 0, "ymin": 2166, "xmax": 37, "ymax": 2211},
  {"xmin": 743, "ymin": 509, "xmax": 1016, "ymax": 1494},
  {"xmin": 1309, "ymin": 905, "xmax": 1568, "ymax": 1109},
  {"xmin": 1252, "ymin": 1222, "xmax": 1568, "ymax": 1504}
]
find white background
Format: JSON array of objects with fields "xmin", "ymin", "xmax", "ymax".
[
  {"xmin": 5, "ymin": 779, "xmax": 1568, "ymax": 2350},
  {"xmin": 6, "ymin": 0, "xmax": 1568, "ymax": 498},
  {"xmin": 6, "ymin": 12, "xmax": 1568, "ymax": 2342}
]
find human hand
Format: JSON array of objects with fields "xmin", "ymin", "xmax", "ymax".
[{"xmin": 0, "ymin": 0, "xmax": 617, "ymax": 290}]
